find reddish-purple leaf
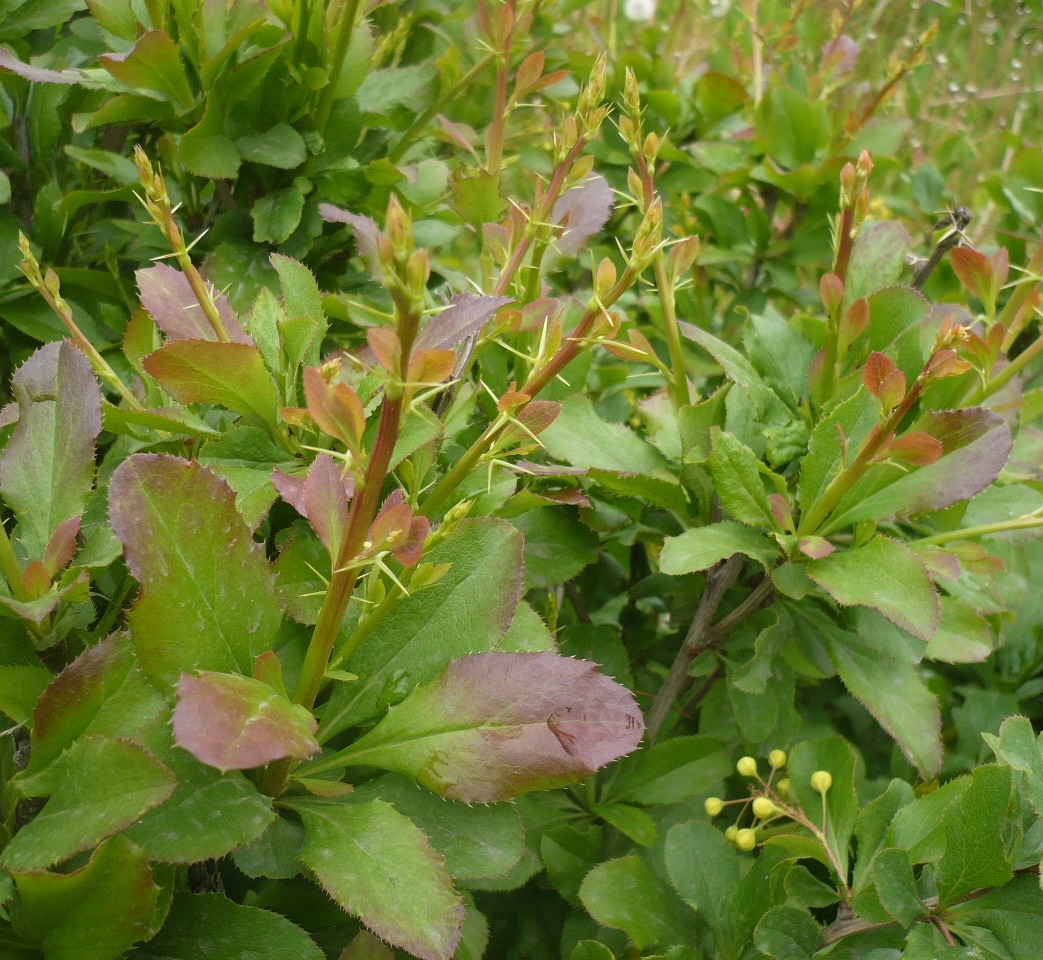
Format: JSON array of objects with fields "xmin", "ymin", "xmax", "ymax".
[
  {"xmin": 821, "ymin": 34, "xmax": 859, "ymax": 73},
  {"xmin": 551, "ymin": 174, "xmax": 614, "ymax": 256},
  {"xmin": 862, "ymin": 351, "xmax": 896, "ymax": 398},
  {"xmin": 109, "ymin": 455, "xmax": 283, "ymax": 689},
  {"xmin": 174, "ymin": 671, "xmax": 319, "ymax": 772},
  {"xmin": 949, "ymin": 246, "xmax": 992, "ymax": 304},
  {"xmin": 798, "ymin": 536, "xmax": 836, "ymax": 559},
  {"xmin": 271, "ymin": 468, "xmax": 309, "ymax": 517},
  {"xmin": 367, "ymin": 327, "xmax": 401, "ymax": 376},
  {"xmin": 318, "ymin": 204, "xmax": 382, "ymax": 277},
  {"xmin": 136, "ymin": 263, "xmax": 250, "ymax": 344},
  {"xmin": 303, "ymin": 366, "xmax": 366, "ymax": 448},
  {"xmin": 414, "ymin": 293, "xmax": 514, "ymax": 351},
  {"xmin": 326, "ymin": 652, "xmax": 644, "ymax": 802},
  {"xmin": 41, "ymin": 515, "xmax": 81, "ymax": 576},
  {"xmin": 0, "ymin": 341, "xmax": 101, "ymax": 559},
  {"xmin": 304, "ymin": 453, "xmax": 352, "ymax": 557},
  {"xmin": 889, "ymin": 431, "xmax": 943, "ymax": 466}
]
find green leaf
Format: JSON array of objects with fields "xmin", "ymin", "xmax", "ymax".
[
  {"xmin": 297, "ymin": 798, "xmax": 463, "ymax": 960},
  {"xmin": 540, "ymin": 396, "xmax": 668, "ymax": 474},
  {"xmin": 101, "ymin": 404, "xmax": 221, "ymax": 440},
  {"xmin": 871, "ymin": 848, "xmax": 927, "ymax": 924},
  {"xmin": 143, "ymin": 341, "xmax": 281, "ymax": 430},
  {"xmin": 579, "ymin": 855, "xmax": 692, "ymax": 950},
  {"xmin": 808, "ymin": 537, "xmax": 939, "ymax": 641},
  {"xmin": 902, "ymin": 923, "xmax": 976, "ymax": 959},
  {"xmin": 609, "ymin": 736, "xmax": 730, "ymax": 806},
  {"xmin": 26, "ymin": 634, "xmax": 166, "ymax": 777},
  {"xmin": 99, "ymin": 30, "xmax": 194, "ymax": 108},
  {"xmin": 356, "ymin": 64, "xmax": 436, "ymax": 115},
  {"xmin": 497, "ymin": 600, "xmax": 557, "ymax": 652},
  {"xmin": 887, "ymin": 775, "xmax": 972, "ymax": 864},
  {"xmin": 594, "ymin": 803, "xmax": 657, "ymax": 846},
  {"xmin": 236, "ymin": 124, "xmax": 307, "ymax": 168},
  {"xmin": 852, "ymin": 779, "xmax": 915, "ymax": 891},
  {"xmin": 570, "ymin": 942, "xmax": 616, "ymax": 960},
  {"xmin": 124, "ymin": 723, "xmax": 275, "ymax": 863},
  {"xmin": 173, "ymin": 671, "xmax": 319, "ymax": 771},
  {"xmin": 321, "ymin": 518, "xmax": 523, "ymax": 736},
  {"xmin": 753, "ymin": 906, "xmax": 821, "ymax": 960},
  {"xmin": 233, "ymin": 815, "xmax": 304, "ymax": 879},
  {"xmin": 787, "ymin": 738, "xmax": 861, "ymax": 876},
  {"xmin": 0, "ymin": 340, "xmax": 102, "ymax": 558},
  {"xmin": 128, "ymin": 892, "xmax": 323, "ymax": 960},
  {"xmin": 252, "ymin": 186, "xmax": 306, "ymax": 244},
  {"xmin": 324, "ymin": 652, "xmax": 644, "ymax": 802},
  {"xmin": 200, "ymin": 425, "xmax": 297, "ymax": 529},
  {"xmin": 661, "ymin": 521, "xmax": 778, "ymax": 574},
  {"xmin": 109, "ymin": 455, "xmax": 283, "ymax": 690},
  {"xmin": 664, "ymin": 820, "xmax": 739, "ymax": 954},
  {"xmin": 10, "ymin": 835, "xmax": 159, "ymax": 960},
  {"xmin": 948, "ymin": 875, "xmax": 1043, "ymax": 960},
  {"xmin": 708, "ymin": 430, "xmax": 775, "ymax": 526},
  {"xmin": 511, "ymin": 508, "xmax": 598, "ymax": 588},
  {"xmin": 4, "ymin": 735, "xmax": 175, "ymax": 872},
  {"xmin": 0, "ymin": 664, "xmax": 51, "ymax": 724},
  {"xmin": 756, "ymin": 86, "xmax": 828, "ymax": 168},
  {"xmin": 935, "ymin": 765, "xmax": 1014, "ymax": 905},
  {"xmin": 988, "ymin": 715, "xmax": 1043, "ymax": 816},
  {"xmin": 349, "ymin": 774, "xmax": 525, "ymax": 882},
  {"xmin": 826, "ymin": 630, "xmax": 941, "ymax": 778},
  {"xmin": 842, "ymin": 222, "xmax": 911, "ymax": 311}
]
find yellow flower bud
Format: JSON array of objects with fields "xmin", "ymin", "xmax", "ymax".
[
  {"xmin": 724, "ymin": 825, "xmax": 738, "ymax": 843},
  {"xmin": 751, "ymin": 797, "xmax": 777, "ymax": 819},
  {"xmin": 735, "ymin": 828, "xmax": 757, "ymax": 852},
  {"xmin": 704, "ymin": 797, "xmax": 724, "ymax": 818},
  {"xmin": 768, "ymin": 749, "xmax": 787, "ymax": 770},
  {"xmin": 777, "ymin": 778, "xmax": 791, "ymax": 797},
  {"xmin": 811, "ymin": 770, "xmax": 833, "ymax": 794},
  {"xmin": 736, "ymin": 756, "xmax": 758, "ymax": 778}
]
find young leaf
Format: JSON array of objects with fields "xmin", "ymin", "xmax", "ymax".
[
  {"xmin": 136, "ymin": 263, "xmax": 250, "ymax": 344},
  {"xmin": 143, "ymin": 341, "xmax": 282, "ymax": 430},
  {"xmin": 414, "ymin": 293, "xmax": 514, "ymax": 351},
  {"xmin": 109, "ymin": 455, "xmax": 283, "ymax": 690},
  {"xmin": 4, "ymin": 735, "xmax": 175, "ymax": 872},
  {"xmin": 808, "ymin": 537, "xmax": 939, "ymax": 641},
  {"xmin": 27, "ymin": 634, "xmax": 167, "ymax": 777},
  {"xmin": 987, "ymin": 715, "xmax": 1043, "ymax": 817},
  {"xmin": 0, "ymin": 340, "xmax": 102, "ymax": 558},
  {"xmin": 297, "ymin": 798, "xmax": 464, "ymax": 960},
  {"xmin": 551, "ymin": 174, "xmax": 614, "ymax": 257},
  {"xmin": 323, "ymin": 652, "xmax": 644, "ymax": 802},
  {"xmin": 842, "ymin": 221, "xmax": 911, "ymax": 310},
  {"xmin": 10, "ymin": 834, "xmax": 159, "ymax": 960},
  {"xmin": 540, "ymin": 396, "xmax": 668, "ymax": 474},
  {"xmin": 173, "ymin": 671, "xmax": 319, "ymax": 772},
  {"xmin": 320, "ymin": 518, "xmax": 523, "ymax": 737},
  {"xmin": 128, "ymin": 892, "xmax": 324, "ymax": 960}
]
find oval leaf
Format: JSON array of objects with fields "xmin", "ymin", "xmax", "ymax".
[
  {"xmin": 174, "ymin": 672, "xmax": 319, "ymax": 772},
  {"xmin": 324, "ymin": 652, "xmax": 644, "ymax": 802},
  {"xmin": 298, "ymin": 799, "xmax": 463, "ymax": 960}
]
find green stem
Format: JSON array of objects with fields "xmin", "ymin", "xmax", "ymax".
[
  {"xmin": 315, "ymin": 0, "xmax": 363, "ymax": 134},
  {"xmin": 912, "ymin": 512, "xmax": 1043, "ymax": 547},
  {"xmin": 653, "ymin": 256, "xmax": 691, "ymax": 408},
  {"xmin": 387, "ymin": 53, "xmax": 497, "ymax": 165}
]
